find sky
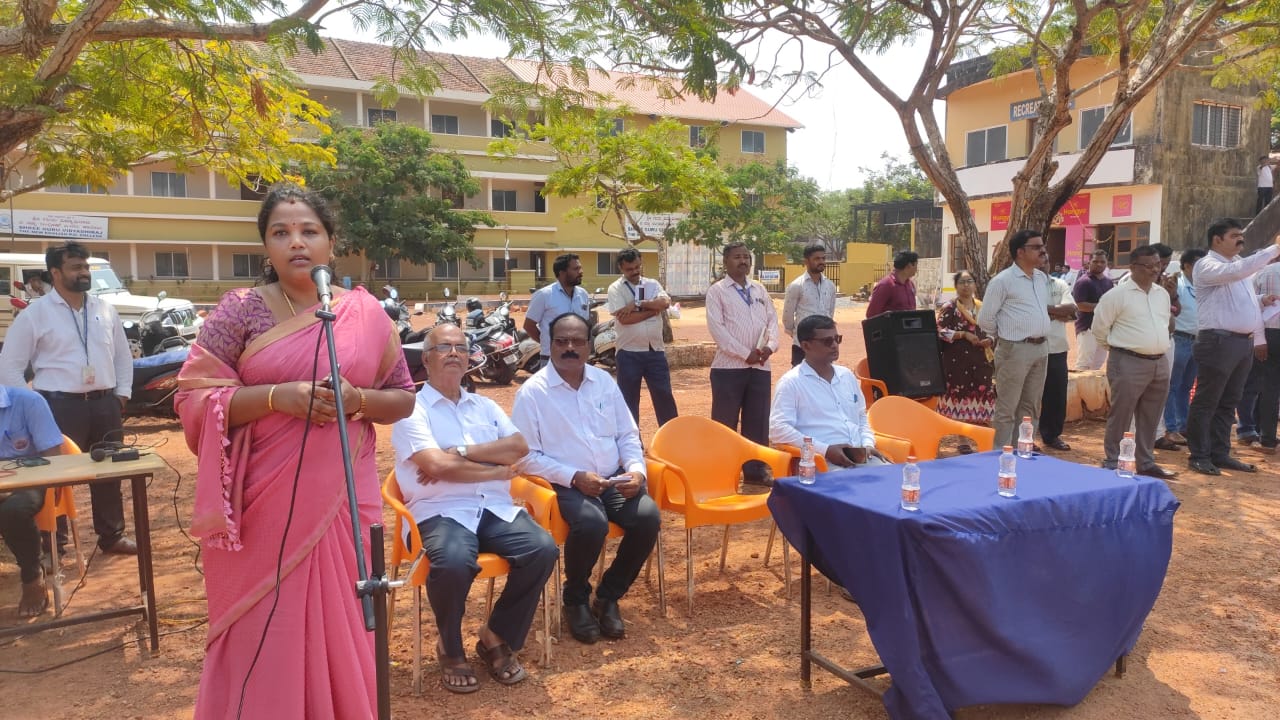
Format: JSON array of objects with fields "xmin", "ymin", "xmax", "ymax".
[{"xmin": 322, "ymin": 21, "xmax": 929, "ymax": 193}]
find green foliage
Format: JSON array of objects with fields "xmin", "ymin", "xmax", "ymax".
[
  {"xmin": 671, "ymin": 160, "xmax": 821, "ymax": 254},
  {"xmin": 304, "ymin": 123, "xmax": 493, "ymax": 266},
  {"xmin": 852, "ymin": 153, "xmax": 933, "ymax": 205}
]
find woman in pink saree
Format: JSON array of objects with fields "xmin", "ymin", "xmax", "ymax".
[{"xmin": 176, "ymin": 185, "xmax": 415, "ymax": 719}]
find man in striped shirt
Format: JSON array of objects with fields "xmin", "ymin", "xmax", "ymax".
[{"xmin": 706, "ymin": 242, "xmax": 780, "ymax": 448}]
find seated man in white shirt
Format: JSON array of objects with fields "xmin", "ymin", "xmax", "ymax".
[
  {"xmin": 770, "ymin": 315, "xmax": 889, "ymax": 468},
  {"xmin": 512, "ymin": 312, "xmax": 661, "ymax": 645},
  {"xmin": 390, "ymin": 323, "xmax": 558, "ymax": 694}
]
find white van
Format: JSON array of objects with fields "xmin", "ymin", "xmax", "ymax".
[{"xmin": 0, "ymin": 253, "xmax": 201, "ymax": 351}]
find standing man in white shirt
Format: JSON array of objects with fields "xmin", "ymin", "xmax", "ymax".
[
  {"xmin": 605, "ymin": 248, "xmax": 678, "ymax": 426},
  {"xmin": 770, "ymin": 315, "xmax": 888, "ymax": 467},
  {"xmin": 523, "ymin": 253, "xmax": 590, "ymax": 363},
  {"xmin": 705, "ymin": 242, "xmax": 779, "ymax": 447},
  {"xmin": 512, "ymin": 313, "xmax": 660, "ymax": 646},
  {"xmin": 0, "ymin": 242, "xmax": 136, "ymax": 555},
  {"xmin": 1258, "ymin": 155, "xmax": 1274, "ymax": 215},
  {"xmin": 1039, "ymin": 260, "xmax": 1077, "ymax": 452},
  {"xmin": 781, "ymin": 244, "xmax": 836, "ymax": 367},
  {"xmin": 1187, "ymin": 220, "xmax": 1280, "ymax": 475},
  {"xmin": 390, "ymin": 323, "xmax": 558, "ymax": 693},
  {"xmin": 1092, "ymin": 245, "xmax": 1177, "ymax": 479},
  {"xmin": 1159, "ymin": 248, "xmax": 1207, "ymax": 449},
  {"xmin": 1246, "ymin": 255, "xmax": 1280, "ymax": 452},
  {"xmin": 978, "ymin": 230, "xmax": 1053, "ymax": 449}
]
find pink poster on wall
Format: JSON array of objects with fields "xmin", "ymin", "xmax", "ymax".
[
  {"xmin": 990, "ymin": 201, "xmax": 1012, "ymax": 231},
  {"xmin": 1112, "ymin": 194, "xmax": 1133, "ymax": 218}
]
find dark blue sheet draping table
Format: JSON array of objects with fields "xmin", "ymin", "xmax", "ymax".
[{"xmin": 768, "ymin": 451, "xmax": 1179, "ymax": 720}]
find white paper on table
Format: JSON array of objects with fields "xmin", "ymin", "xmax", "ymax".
[{"xmin": 1263, "ymin": 303, "xmax": 1280, "ymax": 324}]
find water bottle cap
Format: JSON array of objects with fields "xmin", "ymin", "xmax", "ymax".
[
  {"xmin": 1122, "ymin": 431, "xmax": 1133, "ymax": 438},
  {"xmin": 1021, "ymin": 416, "xmax": 1032, "ymax": 422},
  {"xmin": 1003, "ymin": 445, "xmax": 1013, "ymax": 452},
  {"xmin": 803, "ymin": 436, "xmax": 812, "ymax": 442},
  {"xmin": 906, "ymin": 455, "xmax": 917, "ymax": 462}
]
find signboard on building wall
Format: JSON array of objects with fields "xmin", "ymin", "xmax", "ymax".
[
  {"xmin": 1112, "ymin": 194, "xmax": 1133, "ymax": 218},
  {"xmin": 1010, "ymin": 97, "xmax": 1074, "ymax": 122},
  {"xmin": 990, "ymin": 201, "xmax": 1012, "ymax": 231},
  {"xmin": 758, "ymin": 269, "xmax": 781, "ymax": 283},
  {"xmin": 1053, "ymin": 194, "xmax": 1091, "ymax": 226},
  {"xmin": 622, "ymin": 212, "xmax": 686, "ymax": 242},
  {"xmin": 0, "ymin": 210, "xmax": 108, "ymax": 240}
]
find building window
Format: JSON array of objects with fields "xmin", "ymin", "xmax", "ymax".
[
  {"xmin": 366, "ymin": 108, "xmax": 397, "ymax": 125},
  {"xmin": 948, "ymin": 232, "xmax": 988, "ymax": 273},
  {"xmin": 690, "ymin": 125, "xmax": 707, "ymax": 148},
  {"xmin": 492, "ymin": 190, "xmax": 518, "ymax": 211},
  {"xmin": 371, "ymin": 258, "xmax": 401, "ymax": 280},
  {"xmin": 154, "ymin": 252, "xmax": 189, "ymax": 278},
  {"xmin": 241, "ymin": 174, "xmax": 267, "ymax": 201},
  {"xmin": 151, "ymin": 172, "xmax": 186, "ymax": 198},
  {"xmin": 742, "ymin": 191, "xmax": 762, "ymax": 208},
  {"xmin": 1080, "ymin": 107, "xmax": 1132, "ymax": 147},
  {"xmin": 491, "ymin": 119, "xmax": 513, "ymax": 138},
  {"xmin": 492, "ymin": 257, "xmax": 510, "ymax": 279},
  {"xmin": 595, "ymin": 193, "xmax": 609, "ymax": 209},
  {"xmin": 434, "ymin": 259, "xmax": 458, "ymax": 279},
  {"xmin": 1094, "ymin": 222, "xmax": 1150, "ymax": 269},
  {"xmin": 741, "ymin": 130, "xmax": 765, "ymax": 154},
  {"xmin": 68, "ymin": 184, "xmax": 106, "ymax": 194},
  {"xmin": 1191, "ymin": 102, "xmax": 1241, "ymax": 148},
  {"xmin": 534, "ymin": 187, "xmax": 547, "ymax": 213},
  {"xmin": 610, "ymin": 119, "xmax": 625, "ymax": 136},
  {"xmin": 965, "ymin": 126, "xmax": 1007, "ymax": 166},
  {"xmin": 232, "ymin": 253, "xmax": 265, "ymax": 278},
  {"xmin": 431, "ymin": 115, "xmax": 460, "ymax": 134},
  {"xmin": 597, "ymin": 252, "xmax": 619, "ymax": 276}
]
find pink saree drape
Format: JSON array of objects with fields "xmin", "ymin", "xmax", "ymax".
[{"xmin": 176, "ymin": 289, "xmax": 403, "ymax": 719}]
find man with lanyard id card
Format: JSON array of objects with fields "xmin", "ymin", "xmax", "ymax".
[
  {"xmin": 606, "ymin": 248, "xmax": 678, "ymax": 426},
  {"xmin": 0, "ymin": 242, "xmax": 137, "ymax": 555}
]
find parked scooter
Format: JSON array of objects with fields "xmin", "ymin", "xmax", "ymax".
[
  {"xmin": 465, "ymin": 323, "xmax": 518, "ymax": 385},
  {"xmin": 122, "ymin": 293, "xmax": 192, "ymax": 358},
  {"xmin": 435, "ymin": 287, "xmax": 461, "ymax": 327},
  {"xmin": 126, "ymin": 347, "xmax": 188, "ymax": 417},
  {"xmin": 587, "ymin": 287, "xmax": 618, "ymax": 369},
  {"xmin": 381, "ymin": 286, "xmax": 417, "ymax": 341}
]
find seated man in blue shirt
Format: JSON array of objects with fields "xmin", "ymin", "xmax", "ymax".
[
  {"xmin": 0, "ymin": 385, "xmax": 65, "ymax": 616},
  {"xmin": 770, "ymin": 315, "xmax": 889, "ymax": 468},
  {"xmin": 390, "ymin": 324, "xmax": 558, "ymax": 693}
]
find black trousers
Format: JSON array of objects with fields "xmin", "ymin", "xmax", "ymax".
[
  {"xmin": 1187, "ymin": 332, "xmax": 1254, "ymax": 464},
  {"xmin": 0, "ymin": 488, "xmax": 44, "ymax": 583},
  {"xmin": 1259, "ymin": 187, "xmax": 1274, "ymax": 215},
  {"xmin": 710, "ymin": 368, "xmax": 772, "ymax": 446},
  {"xmin": 43, "ymin": 393, "xmax": 126, "ymax": 548},
  {"xmin": 790, "ymin": 345, "xmax": 804, "ymax": 367},
  {"xmin": 1039, "ymin": 351, "xmax": 1068, "ymax": 443},
  {"xmin": 553, "ymin": 484, "xmax": 660, "ymax": 606}
]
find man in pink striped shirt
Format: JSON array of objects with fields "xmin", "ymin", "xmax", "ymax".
[{"xmin": 705, "ymin": 242, "xmax": 780, "ymax": 448}]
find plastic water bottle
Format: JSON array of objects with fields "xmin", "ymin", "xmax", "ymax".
[
  {"xmin": 998, "ymin": 445, "xmax": 1017, "ymax": 498},
  {"xmin": 1017, "ymin": 416, "xmax": 1035, "ymax": 459},
  {"xmin": 900, "ymin": 455, "xmax": 920, "ymax": 512},
  {"xmin": 1117, "ymin": 432, "xmax": 1137, "ymax": 478},
  {"xmin": 798, "ymin": 437, "xmax": 817, "ymax": 485}
]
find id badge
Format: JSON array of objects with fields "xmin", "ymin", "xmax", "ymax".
[{"xmin": 82, "ymin": 365, "xmax": 96, "ymax": 385}]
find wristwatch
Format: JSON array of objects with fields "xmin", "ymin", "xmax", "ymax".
[{"xmin": 455, "ymin": 445, "xmax": 468, "ymax": 458}]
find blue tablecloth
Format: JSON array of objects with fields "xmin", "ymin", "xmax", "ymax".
[{"xmin": 768, "ymin": 451, "xmax": 1179, "ymax": 720}]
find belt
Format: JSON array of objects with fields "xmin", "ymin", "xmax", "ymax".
[
  {"xmin": 1172, "ymin": 330, "xmax": 1196, "ymax": 340},
  {"xmin": 1200, "ymin": 329, "xmax": 1252, "ymax": 339},
  {"xmin": 1003, "ymin": 336, "xmax": 1046, "ymax": 345},
  {"xmin": 38, "ymin": 389, "xmax": 114, "ymax": 401},
  {"xmin": 1114, "ymin": 347, "xmax": 1165, "ymax": 361}
]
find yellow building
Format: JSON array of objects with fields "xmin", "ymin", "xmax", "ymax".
[
  {"xmin": 939, "ymin": 54, "xmax": 1268, "ymax": 281},
  {"xmin": 2, "ymin": 39, "xmax": 800, "ymax": 301}
]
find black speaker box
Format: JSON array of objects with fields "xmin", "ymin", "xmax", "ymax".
[{"xmin": 861, "ymin": 310, "xmax": 946, "ymax": 398}]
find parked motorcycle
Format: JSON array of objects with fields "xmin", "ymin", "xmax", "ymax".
[
  {"xmin": 123, "ymin": 295, "xmax": 192, "ymax": 358},
  {"xmin": 125, "ymin": 347, "xmax": 188, "ymax": 417},
  {"xmin": 587, "ymin": 287, "xmax": 618, "ymax": 369},
  {"xmin": 465, "ymin": 323, "xmax": 518, "ymax": 386},
  {"xmin": 380, "ymin": 286, "xmax": 417, "ymax": 341},
  {"xmin": 435, "ymin": 287, "xmax": 461, "ymax": 327}
]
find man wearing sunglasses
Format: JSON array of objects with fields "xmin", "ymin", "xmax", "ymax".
[{"xmin": 769, "ymin": 315, "xmax": 888, "ymax": 467}]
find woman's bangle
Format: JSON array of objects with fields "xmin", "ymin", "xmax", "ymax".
[
  {"xmin": 350, "ymin": 387, "xmax": 368, "ymax": 419},
  {"xmin": 267, "ymin": 384, "xmax": 277, "ymax": 412}
]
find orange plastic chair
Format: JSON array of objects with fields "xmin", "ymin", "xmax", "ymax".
[
  {"xmin": 648, "ymin": 416, "xmax": 793, "ymax": 616},
  {"xmin": 855, "ymin": 358, "xmax": 939, "ymax": 411},
  {"xmin": 381, "ymin": 470, "xmax": 550, "ymax": 695},
  {"xmin": 33, "ymin": 436, "xmax": 86, "ymax": 614},
  {"xmin": 867, "ymin": 395, "xmax": 996, "ymax": 460}
]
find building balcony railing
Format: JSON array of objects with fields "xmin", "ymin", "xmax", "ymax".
[{"xmin": 955, "ymin": 147, "xmax": 1137, "ymax": 199}]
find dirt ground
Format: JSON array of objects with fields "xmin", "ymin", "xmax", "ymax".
[{"xmin": 0, "ymin": 301, "xmax": 1277, "ymax": 719}]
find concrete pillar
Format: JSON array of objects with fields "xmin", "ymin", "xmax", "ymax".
[{"xmin": 211, "ymin": 247, "xmax": 220, "ymax": 281}]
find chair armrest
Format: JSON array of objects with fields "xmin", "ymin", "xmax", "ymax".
[
  {"xmin": 510, "ymin": 475, "xmax": 556, "ymax": 531},
  {"xmin": 645, "ymin": 454, "xmax": 690, "ymax": 510},
  {"xmin": 962, "ymin": 424, "xmax": 996, "ymax": 452},
  {"xmin": 873, "ymin": 432, "xmax": 914, "ymax": 463},
  {"xmin": 772, "ymin": 443, "xmax": 829, "ymax": 472},
  {"xmin": 380, "ymin": 485, "xmax": 421, "ymax": 557}
]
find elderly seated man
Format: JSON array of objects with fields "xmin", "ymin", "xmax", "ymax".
[
  {"xmin": 0, "ymin": 385, "xmax": 65, "ymax": 617},
  {"xmin": 770, "ymin": 315, "xmax": 889, "ymax": 468},
  {"xmin": 390, "ymin": 323, "xmax": 558, "ymax": 694}
]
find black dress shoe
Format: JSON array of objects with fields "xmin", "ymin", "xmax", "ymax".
[
  {"xmin": 1043, "ymin": 438, "xmax": 1071, "ymax": 451},
  {"xmin": 102, "ymin": 536, "xmax": 138, "ymax": 555},
  {"xmin": 1187, "ymin": 459, "xmax": 1221, "ymax": 476},
  {"xmin": 1136, "ymin": 465, "xmax": 1178, "ymax": 479},
  {"xmin": 1213, "ymin": 457, "xmax": 1258, "ymax": 473},
  {"xmin": 592, "ymin": 598, "xmax": 625, "ymax": 639},
  {"xmin": 564, "ymin": 603, "xmax": 601, "ymax": 644},
  {"xmin": 1153, "ymin": 437, "xmax": 1181, "ymax": 451}
]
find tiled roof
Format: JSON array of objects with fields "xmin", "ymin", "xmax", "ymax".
[
  {"xmin": 283, "ymin": 38, "xmax": 516, "ymax": 94},
  {"xmin": 500, "ymin": 59, "xmax": 801, "ymax": 128}
]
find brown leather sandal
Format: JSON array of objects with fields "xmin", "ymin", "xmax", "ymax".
[
  {"xmin": 436, "ymin": 644, "xmax": 479, "ymax": 694},
  {"xmin": 475, "ymin": 639, "xmax": 527, "ymax": 686}
]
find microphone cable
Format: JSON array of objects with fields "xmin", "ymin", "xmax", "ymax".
[{"xmin": 235, "ymin": 328, "xmax": 325, "ymax": 719}]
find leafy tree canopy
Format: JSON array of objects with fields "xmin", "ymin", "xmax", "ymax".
[
  {"xmin": 671, "ymin": 159, "xmax": 820, "ymax": 255},
  {"xmin": 304, "ymin": 122, "xmax": 493, "ymax": 266}
]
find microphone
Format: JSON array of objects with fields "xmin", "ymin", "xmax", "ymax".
[{"xmin": 311, "ymin": 265, "xmax": 334, "ymax": 312}]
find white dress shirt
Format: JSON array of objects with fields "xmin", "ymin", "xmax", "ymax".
[
  {"xmin": 1045, "ymin": 276, "xmax": 1074, "ymax": 354},
  {"xmin": 1256, "ymin": 264, "xmax": 1280, "ymax": 331},
  {"xmin": 705, "ymin": 276, "xmax": 780, "ymax": 370},
  {"xmin": 1194, "ymin": 245, "xmax": 1279, "ymax": 343},
  {"xmin": 782, "ymin": 274, "xmax": 836, "ymax": 346},
  {"xmin": 1091, "ymin": 277, "xmax": 1172, "ymax": 356},
  {"xmin": 769, "ymin": 361, "xmax": 876, "ymax": 456},
  {"xmin": 0, "ymin": 289, "xmax": 132, "ymax": 397},
  {"xmin": 511, "ymin": 363, "xmax": 646, "ymax": 487},
  {"xmin": 390, "ymin": 383, "xmax": 523, "ymax": 533},
  {"xmin": 526, "ymin": 282, "xmax": 590, "ymax": 356},
  {"xmin": 977, "ymin": 264, "xmax": 1052, "ymax": 342},
  {"xmin": 606, "ymin": 276, "xmax": 669, "ymax": 352}
]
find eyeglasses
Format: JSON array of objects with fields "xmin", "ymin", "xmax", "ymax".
[
  {"xmin": 553, "ymin": 337, "xmax": 588, "ymax": 348},
  {"xmin": 804, "ymin": 334, "xmax": 843, "ymax": 347},
  {"xmin": 428, "ymin": 343, "xmax": 469, "ymax": 355},
  {"xmin": 956, "ymin": 278, "xmax": 976, "ymax": 285}
]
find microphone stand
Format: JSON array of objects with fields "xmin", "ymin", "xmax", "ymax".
[{"xmin": 314, "ymin": 299, "xmax": 397, "ymax": 720}]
